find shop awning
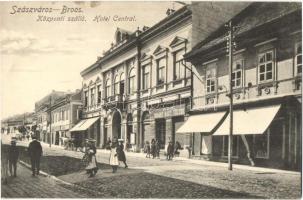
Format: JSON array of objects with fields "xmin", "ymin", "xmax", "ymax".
[
  {"xmin": 176, "ymin": 111, "xmax": 227, "ymax": 133},
  {"xmin": 70, "ymin": 117, "xmax": 99, "ymax": 132},
  {"xmin": 213, "ymin": 104, "xmax": 281, "ymax": 136}
]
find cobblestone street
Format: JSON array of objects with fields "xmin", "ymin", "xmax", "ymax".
[{"xmin": 2, "ymin": 139, "xmax": 299, "ymax": 199}]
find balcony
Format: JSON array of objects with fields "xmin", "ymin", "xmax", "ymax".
[{"xmin": 102, "ymin": 94, "xmax": 127, "ymax": 110}]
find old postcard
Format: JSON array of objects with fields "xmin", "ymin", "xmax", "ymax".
[{"xmin": 0, "ymin": 1, "xmax": 301, "ymax": 199}]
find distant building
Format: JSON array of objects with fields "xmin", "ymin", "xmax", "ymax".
[
  {"xmin": 34, "ymin": 90, "xmax": 68, "ymax": 142},
  {"xmin": 50, "ymin": 90, "xmax": 82, "ymax": 146}
]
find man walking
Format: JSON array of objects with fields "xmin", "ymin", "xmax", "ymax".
[
  {"xmin": 28, "ymin": 136, "xmax": 42, "ymax": 176},
  {"xmin": 8, "ymin": 139, "xmax": 19, "ymax": 177}
]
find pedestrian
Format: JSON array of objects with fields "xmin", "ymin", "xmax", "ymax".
[
  {"xmin": 105, "ymin": 137, "xmax": 111, "ymax": 150},
  {"xmin": 174, "ymin": 141, "xmax": 181, "ymax": 157},
  {"xmin": 8, "ymin": 139, "xmax": 19, "ymax": 177},
  {"xmin": 166, "ymin": 140, "xmax": 174, "ymax": 160},
  {"xmin": 28, "ymin": 135, "xmax": 43, "ymax": 176},
  {"xmin": 117, "ymin": 139, "xmax": 128, "ymax": 168},
  {"xmin": 26, "ymin": 134, "xmax": 30, "ymax": 141},
  {"xmin": 155, "ymin": 139, "xmax": 160, "ymax": 159},
  {"xmin": 151, "ymin": 139, "xmax": 156, "ymax": 159},
  {"xmin": 144, "ymin": 141, "xmax": 151, "ymax": 158},
  {"xmin": 1, "ymin": 142, "xmax": 9, "ymax": 184},
  {"xmin": 83, "ymin": 140, "xmax": 98, "ymax": 178},
  {"xmin": 109, "ymin": 137, "xmax": 119, "ymax": 173}
]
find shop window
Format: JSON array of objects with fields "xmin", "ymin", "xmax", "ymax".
[
  {"xmin": 254, "ymin": 129, "xmax": 270, "ymax": 159},
  {"xmin": 258, "ymin": 50, "xmax": 274, "ymax": 83},
  {"xmin": 97, "ymin": 85, "xmax": 101, "ymax": 104},
  {"xmin": 295, "ymin": 42, "xmax": 302, "ymax": 75},
  {"xmin": 157, "ymin": 58, "xmax": 166, "ymax": 85},
  {"xmin": 223, "ymin": 135, "xmax": 239, "ymax": 157},
  {"xmin": 206, "ymin": 66, "xmax": 217, "ymax": 93},
  {"xmin": 173, "ymin": 50, "xmax": 185, "ymax": 80},
  {"xmin": 142, "ymin": 64, "xmax": 150, "ymax": 90},
  {"xmin": 232, "ymin": 60, "xmax": 243, "ymax": 88},
  {"xmin": 128, "ymin": 68, "xmax": 136, "ymax": 94}
]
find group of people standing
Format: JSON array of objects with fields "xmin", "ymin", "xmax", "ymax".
[
  {"xmin": 1, "ymin": 135, "xmax": 43, "ymax": 184},
  {"xmin": 81, "ymin": 136, "xmax": 128, "ymax": 176},
  {"xmin": 144, "ymin": 138, "xmax": 182, "ymax": 160}
]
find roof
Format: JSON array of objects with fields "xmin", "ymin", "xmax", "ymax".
[
  {"xmin": 185, "ymin": 2, "xmax": 302, "ymax": 60},
  {"xmin": 80, "ymin": 5, "xmax": 192, "ymax": 77}
]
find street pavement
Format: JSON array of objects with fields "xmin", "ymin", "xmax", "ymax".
[{"xmin": 1, "ymin": 134, "xmax": 301, "ymax": 198}]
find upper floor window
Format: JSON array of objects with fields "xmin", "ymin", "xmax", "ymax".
[
  {"xmin": 90, "ymin": 88, "xmax": 95, "ymax": 106},
  {"xmin": 105, "ymin": 79, "xmax": 111, "ymax": 98},
  {"xmin": 232, "ymin": 60, "xmax": 243, "ymax": 88},
  {"xmin": 84, "ymin": 91, "xmax": 88, "ymax": 107},
  {"xmin": 295, "ymin": 42, "xmax": 302, "ymax": 75},
  {"xmin": 97, "ymin": 85, "xmax": 101, "ymax": 104},
  {"xmin": 128, "ymin": 68, "xmax": 136, "ymax": 94},
  {"xmin": 173, "ymin": 50, "xmax": 185, "ymax": 80},
  {"xmin": 206, "ymin": 66, "xmax": 217, "ymax": 93},
  {"xmin": 114, "ymin": 75, "xmax": 119, "ymax": 95},
  {"xmin": 157, "ymin": 58, "xmax": 166, "ymax": 85},
  {"xmin": 142, "ymin": 64, "xmax": 150, "ymax": 90},
  {"xmin": 258, "ymin": 51, "xmax": 274, "ymax": 82}
]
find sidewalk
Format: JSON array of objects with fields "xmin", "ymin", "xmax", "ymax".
[{"xmin": 1, "ymin": 163, "xmax": 89, "ymax": 198}]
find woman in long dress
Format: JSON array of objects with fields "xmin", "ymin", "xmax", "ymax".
[
  {"xmin": 117, "ymin": 140, "xmax": 128, "ymax": 168},
  {"xmin": 83, "ymin": 140, "xmax": 98, "ymax": 177},
  {"xmin": 109, "ymin": 137, "xmax": 119, "ymax": 173}
]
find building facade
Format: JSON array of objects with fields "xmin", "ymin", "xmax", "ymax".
[
  {"xmin": 34, "ymin": 90, "xmax": 68, "ymax": 142},
  {"xmin": 183, "ymin": 2, "xmax": 302, "ymax": 170},
  {"xmin": 50, "ymin": 91, "xmax": 82, "ymax": 146},
  {"xmin": 78, "ymin": 6, "xmax": 193, "ymax": 151}
]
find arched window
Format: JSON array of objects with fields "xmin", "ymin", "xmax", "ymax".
[
  {"xmin": 128, "ymin": 68, "xmax": 136, "ymax": 94},
  {"xmin": 114, "ymin": 75, "xmax": 119, "ymax": 95},
  {"xmin": 120, "ymin": 72, "xmax": 125, "ymax": 95},
  {"xmin": 105, "ymin": 79, "xmax": 111, "ymax": 98}
]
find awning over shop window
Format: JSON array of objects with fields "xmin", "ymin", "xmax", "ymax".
[
  {"xmin": 176, "ymin": 111, "xmax": 227, "ymax": 133},
  {"xmin": 213, "ymin": 104, "xmax": 281, "ymax": 136},
  {"xmin": 70, "ymin": 117, "xmax": 99, "ymax": 132}
]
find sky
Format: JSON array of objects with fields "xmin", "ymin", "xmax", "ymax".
[{"xmin": 0, "ymin": 1, "xmax": 184, "ymax": 119}]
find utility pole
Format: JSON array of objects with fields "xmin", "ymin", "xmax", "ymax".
[
  {"xmin": 49, "ymin": 96, "xmax": 52, "ymax": 148},
  {"xmin": 226, "ymin": 20, "xmax": 234, "ymax": 171}
]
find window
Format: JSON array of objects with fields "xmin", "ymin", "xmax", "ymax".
[
  {"xmin": 97, "ymin": 85, "xmax": 101, "ymax": 104},
  {"xmin": 90, "ymin": 88, "xmax": 95, "ymax": 106},
  {"xmin": 128, "ymin": 68, "xmax": 136, "ymax": 94},
  {"xmin": 114, "ymin": 75, "xmax": 119, "ymax": 95},
  {"xmin": 206, "ymin": 67, "xmax": 217, "ymax": 93},
  {"xmin": 84, "ymin": 91, "xmax": 88, "ymax": 107},
  {"xmin": 173, "ymin": 50, "xmax": 185, "ymax": 80},
  {"xmin": 232, "ymin": 60, "xmax": 243, "ymax": 88},
  {"xmin": 157, "ymin": 58, "xmax": 166, "ymax": 85},
  {"xmin": 66, "ymin": 110, "xmax": 69, "ymax": 120},
  {"xmin": 258, "ymin": 51, "xmax": 274, "ymax": 82},
  {"xmin": 223, "ymin": 136, "xmax": 239, "ymax": 157},
  {"xmin": 142, "ymin": 65, "xmax": 150, "ymax": 90},
  {"xmin": 295, "ymin": 43, "xmax": 302, "ymax": 75},
  {"xmin": 254, "ymin": 129, "xmax": 270, "ymax": 159},
  {"xmin": 105, "ymin": 79, "xmax": 111, "ymax": 98}
]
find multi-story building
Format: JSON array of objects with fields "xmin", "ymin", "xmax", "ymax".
[
  {"xmin": 77, "ymin": 6, "xmax": 193, "ymax": 151},
  {"xmin": 182, "ymin": 2, "xmax": 301, "ymax": 170},
  {"xmin": 35, "ymin": 90, "xmax": 67, "ymax": 142},
  {"xmin": 50, "ymin": 90, "xmax": 82, "ymax": 145}
]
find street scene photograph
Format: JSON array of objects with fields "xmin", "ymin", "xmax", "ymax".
[{"xmin": 0, "ymin": 1, "xmax": 302, "ymax": 199}]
